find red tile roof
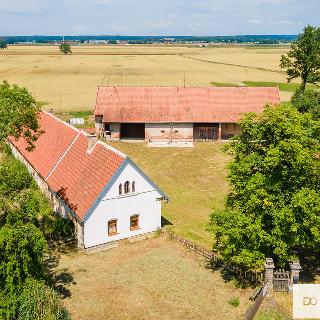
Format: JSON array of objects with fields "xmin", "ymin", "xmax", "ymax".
[
  {"xmin": 8, "ymin": 112, "xmax": 79, "ymax": 178},
  {"xmin": 47, "ymin": 135, "xmax": 124, "ymax": 219},
  {"xmin": 95, "ymin": 87, "xmax": 281, "ymax": 123},
  {"xmin": 9, "ymin": 111, "xmax": 126, "ymax": 220}
]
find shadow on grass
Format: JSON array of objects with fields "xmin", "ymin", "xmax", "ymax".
[
  {"xmin": 205, "ymin": 258, "xmax": 260, "ymax": 289},
  {"xmin": 161, "ymin": 216, "xmax": 173, "ymax": 227},
  {"xmin": 46, "ymin": 239, "xmax": 77, "ymax": 299}
]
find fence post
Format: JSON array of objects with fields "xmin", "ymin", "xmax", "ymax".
[
  {"xmin": 289, "ymin": 260, "xmax": 301, "ymax": 291},
  {"xmin": 265, "ymin": 258, "xmax": 275, "ymax": 290}
]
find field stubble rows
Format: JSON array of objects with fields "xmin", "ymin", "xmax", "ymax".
[{"xmin": 0, "ymin": 45, "xmax": 294, "ymax": 111}]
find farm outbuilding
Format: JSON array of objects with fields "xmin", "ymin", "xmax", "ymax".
[
  {"xmin": 9, "ymin": 111, "xmax": 168, "ymax": 249},
  {"xmin": 94, "ymin": 86, "xmax": 281, "ymax": 142}
]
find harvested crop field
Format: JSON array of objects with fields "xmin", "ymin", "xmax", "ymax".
[
  {"xmin": 0, "ymin": 44, "xmax": 294, "ymax": 112},
  {"xmin": 55, "ymin": 236, "xmax": 252, "ymax": 320}
]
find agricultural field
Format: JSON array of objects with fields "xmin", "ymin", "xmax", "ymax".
[
  {"xmin": 0, "ymin": 44, "xmax": 294, "ymax": 112},
  {"xmin": 55, "ymin": 236, "xmax": 252, "ymax": 320},
  {"xmin": 108, "ymin": 141, "xmax": 229, "ymax": 249}
]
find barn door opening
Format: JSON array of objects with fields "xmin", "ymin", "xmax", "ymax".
[
  {"xmin": 193, "ymin": 123, "xmax": 219, "ymax": 141},
  {"xmin": 120, "ymin": 123, "xmax": 145, "ymax": 140}
]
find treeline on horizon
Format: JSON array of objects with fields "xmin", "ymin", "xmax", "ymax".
[{"xmin": 1, "ymin": 34, "xmax": 297, "ymax": 44}]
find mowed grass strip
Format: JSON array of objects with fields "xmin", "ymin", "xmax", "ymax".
[
  {"xmin": 108, "ymin": 142, "xmax": 230, "ymax": 248},
  {"xmin": 57, "ymin": 237, "xmax": 251, "ymax": 320},
  {"xmin": 243, "ymin": 81, "xmax": 318, "ymax": 92}
]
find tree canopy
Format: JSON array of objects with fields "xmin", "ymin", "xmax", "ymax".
[
  {"xmin": 291, "ymin": 88, "xmax": 320, "ymax": 120},
  {"xmin": 208, "ymin": 104, "xmax": 320, "ymax": 268},
  {"xmin": 18, "ymin": 278, "xmax": 71, "ymax": 320},
  {"xmin": 0, "ymin": 81, "xmax": 41, "ymax": 150},
  {"xmin": 280, "ymin": 25, "xmax": 320, "ymax": 92},
  {"xmin": 0, "ymin": 39, "xmax": 7, "ymax": 49},
  {"xmin": 59, "ymin": 43, "xmax": 72, "ymax": 55}
]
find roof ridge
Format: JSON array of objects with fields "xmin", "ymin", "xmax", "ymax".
[{"xmin": 45, "ymin": 131, "xmax": 82, "ymax": 180}]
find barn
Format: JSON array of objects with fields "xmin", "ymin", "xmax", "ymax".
[
  {"xmin": 9, "ymin": 111, "xmax": 168, "ymax": 249},
  {"xmin": 94, "ymin": 86, "xmax": 281, "ymax": 142}
]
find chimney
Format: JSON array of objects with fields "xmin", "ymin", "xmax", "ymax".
[{"xmin": 87, "ymin": 133, "xmax": 98, "ymax": 152}]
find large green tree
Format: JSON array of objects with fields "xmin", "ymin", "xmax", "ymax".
[
  {"xmin": 0, "ymin": 81, "xmax": 41, "ymax": 150},
  {"xmin": 280, "ymin": 25, "xmax": 320, "ymax": 92},
  {"xmin": 208, "ymin": 104, "xmax": 320, "ymax": 268}
]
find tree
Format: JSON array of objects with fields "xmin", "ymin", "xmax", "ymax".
[
  {"xmin": 0, "ymin": 81, "xmax": 41, "ymax": 150},
  {"xmin": 0, "ymin": 221, "xmax": 47, "ymax": 294},
  {"xmin": 208, "ymin": 104, "xmax": 320, "ymax": 268},
  {"xmin": 59, "ymin": 43, "xmax": 72, "ymax": 55},
  {"xmin": 291, "ymin": 88, "xmax": 320, "ymax": 120},
  {"xmin": 0, "ymin": 39, "xmax": 7, "ymax": 49},
  {"xmin": 280, "ymin": 25, "xmax": 320, "ymax": 92},
  {"xmin": 18, "ymin": 278, "xmax": 71, "ymax": 320},
  {"xmin": 0, "ymin": 158, "xmax": 34, "ymax": 197}
]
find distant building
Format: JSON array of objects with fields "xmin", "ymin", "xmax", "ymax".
[
  {"xmin": 9, "ymin": 112, "xmax": 168, "ymax": 249},
  {"xmin": 94, "ymin": 87, "xmax": 281, "ymax": 142}
]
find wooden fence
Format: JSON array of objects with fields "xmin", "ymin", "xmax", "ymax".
[
  {"xmin": 244, "ymin": 283, "xmax": 268, "ymax": 320},
  {"xmin": 168, "ymin": 231, "xmax": 264, "ymax": 285},
  {"xmin": 273, "ymin": 269, "xmax": 290, "ymax": 292}
]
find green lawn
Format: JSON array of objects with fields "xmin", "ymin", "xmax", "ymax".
[
  {"xmin": 56, "ymin": 111, "xmax": 95, "ymax": 129},
  {"xmin": 211, "ymin": 80, "xmax": 317, "ymax": 92},
  {"xmin": 243, "ymin": 81, "xmax": 317, "ymax": 92},
  {"xmin": 108, "ymin": 142, "xmax": 230, "ymax": 249}
]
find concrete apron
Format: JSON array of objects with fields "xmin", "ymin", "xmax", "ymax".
[{"xmin": 147, "ymin": 141, "xmax": 194, "ymax": 148}]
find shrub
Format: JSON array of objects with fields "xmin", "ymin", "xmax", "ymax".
[
  {"xmin": 18, "ymin": 278, "xmax": 71, "ymax": 320},
  {"xmin": 229, "ymin": 297, "xmax": 240, "ymax": 307},
  {"xmin": 53, "ymin": 217, "xmax": 75, "ymax": 239},
  {"xmin": 0, "ymin": 222, "xmax": 47, "ymax": 293},
  {"xmin": 0, "ymin": 158, "xmax": 33, "ymax": 196}
]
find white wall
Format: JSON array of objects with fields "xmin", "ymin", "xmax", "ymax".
[
  {"xmin": 145, "ymin": 123, "xmax": 193, "ymax": 141},
  {"xmin": 83, "ymin": 161, "xmax": 162, "ymax": 248}
]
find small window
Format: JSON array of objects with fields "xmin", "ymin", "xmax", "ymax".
[
  {"xmin": 130, "ymin": 215, "xmax": 139, "ymax": 231},
  {"xmin": 119, "ymin": 183, "xmax": 122, "ymax": 195},
  {"xmin": 108, "ymin": 219, "xmax": 117, "ymax": 236},
  {"xmin": 132, "ymin": 181, "xmax": 135, "ymax": 193},
  {"xmin": 124, "ymin": 181, "xmax": 130, "ymax": 194},
  {"xmin": 161, "ymin": 130, "xmax": 165, "ymax": 133}
]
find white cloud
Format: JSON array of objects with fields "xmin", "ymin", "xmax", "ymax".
[
  {"xmin": 0, "ymin": 0, "xmax": 318, "ymax": 35},
  {"xmin": 0, "ymin": 0, "xmax": 50, "ymax": 15},
  {"xmin": 247, "ymin": 19, "xmax": 262, "ymax": 24}
]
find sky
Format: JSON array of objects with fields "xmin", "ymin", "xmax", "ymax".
[{"xmin": 0, "ymin": 0, "xmax": 319, "ymax": 36}]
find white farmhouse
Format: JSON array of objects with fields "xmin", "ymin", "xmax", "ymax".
[{"xmin": 9, "ymin": 111, "xmax": 168, "ymax": 249}]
